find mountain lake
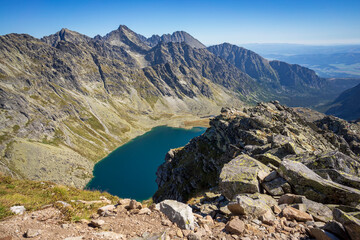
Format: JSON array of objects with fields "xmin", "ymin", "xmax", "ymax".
[{"xmin": 86, "ymin": 126, "xmax": 206, "ymax": 201}]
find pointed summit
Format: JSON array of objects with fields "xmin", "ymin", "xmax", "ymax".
[
  {"xmin": 102, "ymin": 25, "xmax": 150, "ymax": 52},
  {"xmin": 41, "ymin": 28, "xmax": 90, "ymax": 47}
]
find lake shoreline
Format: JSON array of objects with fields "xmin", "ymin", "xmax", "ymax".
[{"xmin": 86, "ymin": 125, "xmax": 207, "ymax": 201}]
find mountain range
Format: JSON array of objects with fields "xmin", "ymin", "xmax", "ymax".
[{"xmin": 0, "ymin": 25, "xmax": 357, "ymax": 187}]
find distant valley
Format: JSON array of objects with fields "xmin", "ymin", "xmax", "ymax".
[
  {"xmin": 0, "ymin": 25, "xmax": 358, "ymax": 187},
  {"xmin": 244, "ymin": 43, "xmax": 360, "ymax": 78}
]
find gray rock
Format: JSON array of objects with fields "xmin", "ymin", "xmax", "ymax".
[
  {"xmin": 89, "ymin": 219, "xmax": 105, "ymax": 228},
  {"xmin": 263, "ymin": 171, "xmax": 279, "ymax": 182},
  {"xmin": 333, "ymin": 208, "xmax": 360, "ymax": 240},
  {"xmin": 308, "ymin": 227, "xmax": 341, "ymax": 240},
  {"xmin": 323, "ymin": 221, "xmax": 349, "ymax": 240},
  {"xmin": 98, "ymin": 205, "xmax": 115, "ymax": 215},
  {"xmin": 261, "ymin": 177, "xmax": 288, "ymax": 196},
  {"xmin": 10, "ymin": 205, "xmax": 26, "ymax": 215},
  {"xmin": 157, "ymin": 200, "xmax": 194, "ymax": 230},
  {"xmin": 278, "ymin": 194, "xmax": 303, "ymax": 205},
  {"xmin": 219, "ymin": 154, "xmax": 270, "ymax": 200},
  {"xmin": 315, "ymin": 169, "xmax": 360, "ymax": 189},
  {"xmin": 255, "ymin": 153, "xmax": 282, "ymax": 167},
  {"xmin": 25, "ymin": 229, "xmax": 41, "ymax": 238},
  {"xmin": 278, "ymin": 160, "xmax": 360, "ymax": 205},
  {"xmin": 302, "ymin": 198, "xmax": 333, "ymax": 222},
  {"xmin": 227, "ymin": 195, "xmax": 274, "ymax": 219}
]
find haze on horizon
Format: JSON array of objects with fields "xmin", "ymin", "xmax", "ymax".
[{"xmin": 0, "ymin": 0, "xmax": 360, "ymax": 46}]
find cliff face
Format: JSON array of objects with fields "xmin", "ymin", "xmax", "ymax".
[{"xmin": 153, "ymin": 102, "xmax": 360, "ymax": 203}]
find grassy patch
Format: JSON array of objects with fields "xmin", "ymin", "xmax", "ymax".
[{"xmin": 0, "ymin": 174, "xmax": 118, "ymax": 221}]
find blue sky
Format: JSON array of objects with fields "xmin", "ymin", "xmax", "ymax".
[{"xmin": 0, "ymin": 0, "xmax": 359, "ymax": 45}]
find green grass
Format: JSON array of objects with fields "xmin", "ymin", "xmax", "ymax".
[{"xmin": 0, "ymin": 174, "xmax": 119, "ymax": 221}]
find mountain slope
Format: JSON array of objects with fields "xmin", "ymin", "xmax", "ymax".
[
  {"xmin": 326, "ymin": 83, "xmax": 360, "ymax": 120},
  {"xmin": 146, "ymin": 31, "xmax": 206, "ymax": 49},
  {"xmin": 207, "ymin": 43, "xmax": 347, "ymax": 108},
  {"xmin": 207, "ymin": 43, "xmax": 279, "ymax": 86},
  {"xmin": 0, "ymin": 27, "xmax": 267, "ymax": 187}
]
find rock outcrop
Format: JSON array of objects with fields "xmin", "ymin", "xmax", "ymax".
[{"xmin": 154, "ymin": 102, "xmax": 360, "ymax": 206}]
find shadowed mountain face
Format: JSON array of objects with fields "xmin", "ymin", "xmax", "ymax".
[
  {"xmin": 207, "ymin": 43, "xmax": 279, "ymax": 86},
  {"xmin": 208, "ymin": 43, "xmax": 327, "ymax": 92},
  {"xmin": 0, "ymin": 25, "xmax": 348, "ymax": 187},
  {"xmin": 326, "ymin": 83, "xmax": 360, "ymax": 121}
]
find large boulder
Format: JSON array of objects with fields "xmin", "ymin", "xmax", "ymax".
[
  {"xmin": 219, "ymin": 154, "xmax": 270, "ymax": 200},
  {"xmin": 315, "ymin": 169, "xmax": 360, "ymax": 189},
  {"xmin": 306, "ymin": 151, "xmax": 360, "ymax": 177},
  {"xmin": 302, "ymin": 198, "xmax": 333, "ymax": 222},
  {"xmin": 157, "ymin": 200, "xmax": 194, "ymax": 230},
  {"xmin": 278, "ymin": 160, "xmax": 360, "ymax": 206},
  {"xmin": 227, "ymin": 195, "xmax": 274, "ymax": 220},
  {"xmin": 333, "ymin": 208, "xmax": 360, "ymax": 240},
  {"xmin": 323, "ymin": 220, "xmax": 350, "ymax": 240}
]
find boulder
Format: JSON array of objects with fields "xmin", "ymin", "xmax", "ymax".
[
  {"xmin": 323, "ymin": 221, "xmax": 349, "ymax": 240},
  {"xmin": 97, "ymin": 205, "xmax": 115, "ymax": 215},
  {"xmin": 306, "ymin": 151, "xmax": 360, "ymax": 177},
  {"xmin": 129, "ymin": 200, "xmax": 142, "ymax": 210},
  {"xmin": 10, "ymin": 205, "xmax": 26, "ymax": 215},
  {"xmin": 138, "ymin": 207, "xmax": 151, "ymax": 215},
  {"xmin": 315, "ymin": 169, "xmax": 360, "ymax": 189},
  {"xmin": 118, "ymin": 198, "xmax": 131, "ymax": 206},
  {"xmin": 333, "ymin": 208, "xmax": 360, "ymax": 240},
  {"xmin": 157, "ymin": 200, "xmax": 194, "ymax": 230},
  {"xmin": 263, "ymin": 171, "xmax": 279, "ymax": 182},
  {"xmin": 262, "ymin": 177, "xmax": 291, "ymax": 196},
  {"xmin": 89, "ymin": 219, "xmax": 105, "ymax": 228},
  {"xmin": 25, "ymin": 229, "xmax": 41, "ymax": 238},
  {"xmin": 225, "ymin": 218, "xmax": 245, "ymax": 235},
  {"xmin": 219, "ymin": 154, "xmax": 270, "ymax": 200},
  {"xmin": 278, "ymin": 160, "xmax": 360, "ymax": 205},
  {"xmin": 302, "ymin": 198, "xmax": 333, "ymax": 222},
  {"xmin": 278, "ymin": 194, "xmax": 303, "ymax": 205},
  {"xmin": 255, "ymin": 153, "xmax": 282, "ymax": 167},
  {"xmin": 227, "ymin": 195, "xmax": 274, "ymax": 220},
  {"xmin": 281, "ymin": 206, "xmax": 313, "ymax": 222},
  {"xmin": 308, "ymin": 228, "xmax": 341, "ymax": 240}
]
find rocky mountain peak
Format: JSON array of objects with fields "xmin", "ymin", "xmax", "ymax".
[
  {"xmin": 41, "ymin": 28, "xmax": 90, "ymax": 47},
  {"xmin": 146, "ymin": 30, "xmax": 206, "ymax": 49},
  {"xmin": 101, "ymin": 24, "xmax": 150, "ymax": 52}
]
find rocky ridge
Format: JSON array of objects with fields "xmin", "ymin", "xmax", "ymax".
[
  {"xmin": 154, "ymin": 101, "xmax": 360, "ymax": 203},
  {"xmin": 150, "ymin": 101, "xmax": 360, "ymax": 239}
]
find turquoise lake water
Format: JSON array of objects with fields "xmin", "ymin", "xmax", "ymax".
[{"xmin": 86, "ymin": 126, "xmax": 206, "ymax": 201}]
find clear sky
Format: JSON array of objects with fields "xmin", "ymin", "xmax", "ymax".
[{"xmin": 0, "ymin": 0, "xmax": 359, "ymax": 45}]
